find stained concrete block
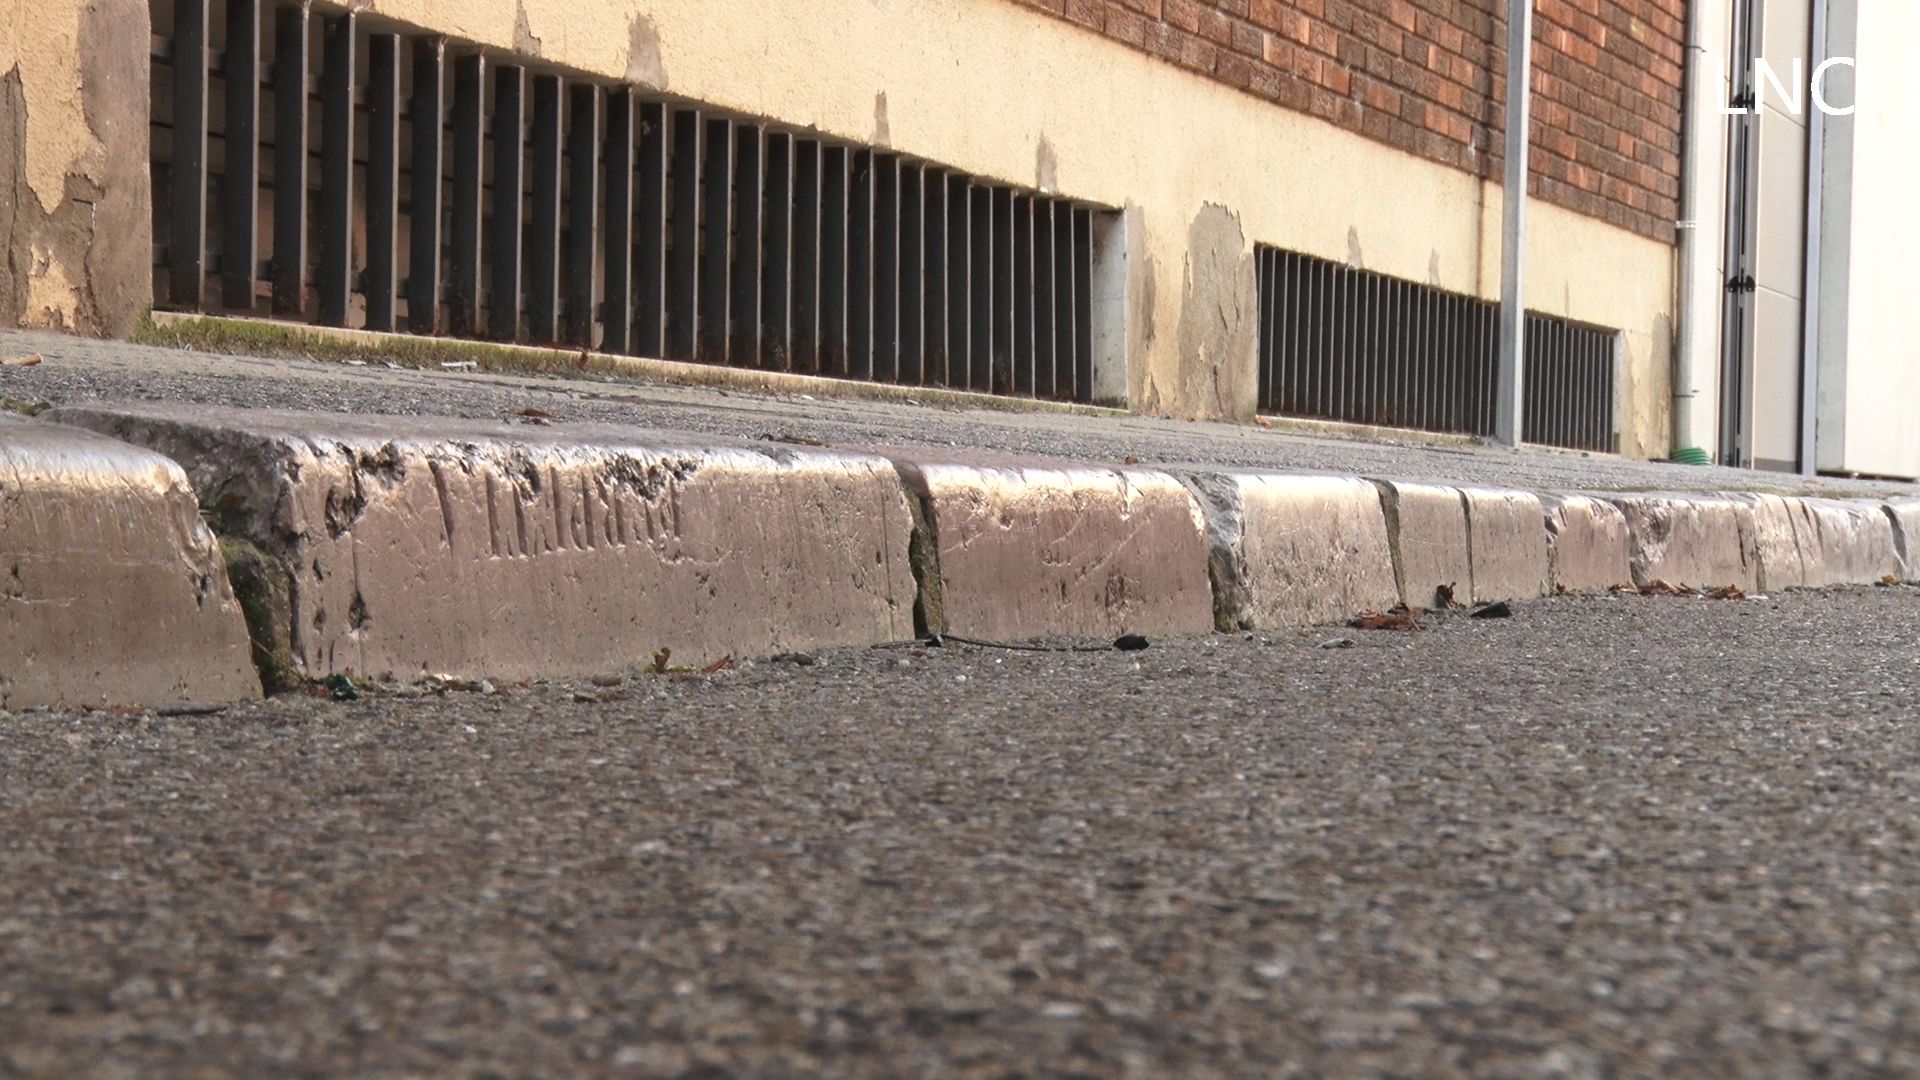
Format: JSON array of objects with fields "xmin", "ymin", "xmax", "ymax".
[
  {"xmin": 1373, "ymin": 481, "xmax": 1471, "ymax": 609},
  {"xmin": 1185, "ymin": 472, "xmax": 1399, "ymax": 630},
  {"xmin": 1887, "ymin": 499, "xmax": 1920, "ymax": 582},
  {"xmin": 1607, "ymin": 494, "xmax": 1760, "ymax": 592},
  {"xmin": 1461, "ymin": 487, "xmax": 1551, "ymax": 603},
  {"xmin": 1804, "ymin": 500, "xmax": 1903, "ymax": 586},
  {"xmin": 894, "ymin": 457, "xmax": 1213, "ymax": 641},
  {"xmin": 53, "ymin": 404, "xmax": 919, "ymax": 681},
  {"xmin": 1538, "ymin": 493, "xmax": 1634, "ymax": 594},
  {"xmin": 1734, "ymin": 495, "xmax": 1902, "ymax": 591},
  {"xmin": 0, "ymin": 414, "xmax": 259, "ymax": 709}
]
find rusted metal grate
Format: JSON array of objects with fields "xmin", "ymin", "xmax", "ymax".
[
  {"xmin": 150, "ymin": 0, "xmax": 1105, "ymax": 402},
  {"xmin": 1256, "ymin": 247, "xmax": 1619, "ymax": 453}
]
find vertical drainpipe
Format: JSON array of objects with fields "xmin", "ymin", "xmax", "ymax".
[
  {"xmin": 1494, "ymin": 0, "xmax": 1534, "ymax": 448},
  {"xmin": 1672, "ymin": 0, "xmax": 1710, "ymax": 462},
  {"xmin": 1796, "ymin": 0, "xmax": 1830, "ymax": 476}
]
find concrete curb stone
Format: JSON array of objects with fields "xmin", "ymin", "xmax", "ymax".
[
  {"xmin": 1537, "ymin": 493, "xmax": 1635, "ymax": 594},
  {"xmin": 1605, "ymin": 494, "xmax": 1761, "ymax": 592},
  {"xmin": 1887, "ymin": 499, "xmax": 1920, "ymax": 582},
  {"xmin": 0, "ymin": 414, "xmax": 260, "ymax": 709},
  {"xmin": 51, "ymin": 404, "xmax": 920, "ymax": 681},
  {"xmin": 1460, "ymin": 487, "xmax": 1552, "ymax": 603},
  {"xmin": 1730, "ymin": 494, "xmax": 1902, "ymax": 591},
  {"xmin": 891, "ymin": 456, "xmax": 1214, "ymax": 642},
  {"xmin": 1372, "ymin": 480, "xmax": 1472, "ymax": 610},
  {"xmin": 1182, "ymin": 471, "xmax": 1400, "ymax": 631}
]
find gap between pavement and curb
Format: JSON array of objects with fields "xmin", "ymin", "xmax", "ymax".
[{"xmin": 4, "ymin": 402, "xmax": 1917, "ymax": 709}]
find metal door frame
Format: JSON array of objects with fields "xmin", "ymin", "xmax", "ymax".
[{"xmin": 1719, "ymin": 0, "xmax": 1764, "ymax": 467}]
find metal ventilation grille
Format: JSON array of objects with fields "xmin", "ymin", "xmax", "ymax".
[
  {"xmin": 1256, "ymin": 248, "xmax": 1618, "ymax": 453},
  {"xmin": 150, "ymin": 0, "xmax": 1104, "ymax": 402}
]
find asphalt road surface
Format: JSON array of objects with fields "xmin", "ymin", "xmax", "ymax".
[{"xmin": 6, "ymin": 587, "xmax": 1920, "ymax": 1078}]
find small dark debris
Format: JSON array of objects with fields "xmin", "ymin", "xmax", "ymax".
[
  {"xmin": 324, "ymin": 674, "xmax": 359, "ymax": 702},
  {"xmin": 1470, "ymin": 602, "xmax": 1513, "ymax": 619},
  {"xmin": 1114, "ymin": 634, "xmax": 1151, "ymax": 652},
  {"xmin": 757, "ymin": 432, "xmax": 829, "ymax": 447},
  {"xmin": 771, "ymin": 652, "xmax": 820, "ymax": 666}
]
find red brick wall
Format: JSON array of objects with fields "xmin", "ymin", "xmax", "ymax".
[{"xmin": 1016, "ymin": 0, "xmax": 1686, "ymax": 242}]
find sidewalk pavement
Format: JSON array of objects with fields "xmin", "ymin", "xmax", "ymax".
[{"xmin": 3, "ymin": 328, "xmax": 1917, "ymax": 710}]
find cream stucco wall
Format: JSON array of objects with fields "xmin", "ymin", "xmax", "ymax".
[
  {"xmin": 346, "ymin": 0, "xmax": 1676, "ymax": 453},
  {"xmin": 0, "ymin": 0, "xmax": 151, "ymax": 335},
  {"xmin": 3, "ymin": 0, "xmax": 1678, "ymax": 452}
]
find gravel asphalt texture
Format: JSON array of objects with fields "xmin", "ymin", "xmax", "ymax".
[
  {"xmin": 6, "ymin": 587, "xmax": 1920, "ymax": 1077},
  {"xmin": 4, "ymin": 328, "xmax": 1916, "ymax": 498}
]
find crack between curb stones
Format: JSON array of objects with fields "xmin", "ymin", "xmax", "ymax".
[
  {"xmin": 892, "ymin": 465, "xmax": 947, "ymax": 640},
  {"xmin": 1884, "ymin": 503, "xmax": 1912, "ymax": 580}
]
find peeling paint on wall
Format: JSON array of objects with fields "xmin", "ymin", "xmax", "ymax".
[
  {"xmin": 1169, "ymin": 204, "xmax": 1256, "ymax": 423},
  {"xmin": 625, "ymin": 14, "xmax": 667, "ymax": 89},
  {"xmin": 0, "ymin": 0, "xmax": 151, "ymax": 336}
]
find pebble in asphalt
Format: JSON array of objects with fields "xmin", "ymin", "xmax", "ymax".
[{"xmin": 4, "ymin": 588, "xmax": 1920, "ymax": 1077}]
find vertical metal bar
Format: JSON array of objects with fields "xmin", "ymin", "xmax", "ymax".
[
  {"xmin": 489, "ymin": 65, "xmax": 525, "ymax": 341},
  {"xmin": 1323, "ymin": 263, "xmax": 1340, "ymax": 418},
  {"xmin": 730, "ymin": 125, "xmax": 762, "ymax": 367},
  {"xmin": 847, "ymin": 150, "xmax": 875, "ymax": 379},
  {"xmin": 1403, "ymin": 280, "xmax": 1418, "ymax": 429},
  {"xmin": 990, "ymin": 188, "xmax": 1014, "ymax": 395},
  {"xmin": 1053, "ymin": 201, "xmax": 1075, "ymax": 400},
  {"xmin": 1012, "ymin": 195, "xmax": 1035, "ymax": 396},
  {"xmin": 447, "ymin": 53, "xmax": 483, "ymax": 337},
  {"xmin": 1495, "ymin": 0, "xmax": 1534, "ymax": 445},
  {"xmin": 633, "ymin": 99, "xmax": 667, "ymax": 355},
  {"xmin": 946, "ymin": 175, "xmax": 971, "ymax": 389},
  {"xmin": 316, "ymin": 12, "xmax": 355, "ymax": 328},
  {"xmin": 1259, "ymin": 249, "xmax": 1274, "ymax": 409},
  {"xmin": 819, "ymin": 146, "xmax": 848, "ymax": 375},
  {"xmin": 600, "ymin": 91, "xmax": 636, "ymax": 351},
  {"xmin": 270, "ymin": 4, "xmax": 308, "ymax": 317},
  {"xmin": 666, "ymin": 108, "xmax": 701, "ymax": 360},
  {"xmin": 922, "ymin": 169, "xmax": 948, "ymax": 386},
  {"xmin": 968, "ymin": 184, "xmax": 993, "ymax": 393},
  {"xmin": 761, "ymin": 132, "xmax": 793, "ymax": 369},
  {"xmin": 526, "ymin": 75, "xmax": 563, "ymax": 343},
  {"xmin": 408, "ymin": 38, "xmax": 444, "ymax": 335},
  {"xmin": 873, "ymin": 154, "xmax": 900, "ymax": 383},
  {"xmin": 1336, "ymin": 268, "xmax": 1352, "ymax": 419},
  {"xmin": 565, "ymin": 84, "xmax": 600, "ymax": 347},
  {"xmin": 899, "ymin": 164, "xmax": 925, "ymax": 386},
  {"xmin": 1033, "ymin": 201, "xmax": 1056, "ymax": 399},
  {"xmin": 364, "ymin": 33, "xmax": 401, "ymax": 332},
  {"xmin": 221, "ymin": 0, "xmax": 260, "ymax": 311},
  {"xmin": 1072, "ymin": 207, "xmax": 1093, "ymax": 403},
  {"xmin": 791, "ymin": 140, "xmax": 822, "ymax": 372},
  {"xmin": 1302, "ymin": 259, "xmax": 1320, "ymax": 417},
  {"xmin": 171, "ymin": 0, "xmax": 209, "ymax": 309},
  {"xmin": 699, "ymin": 117, "xmax": 733, "ymax": 363},
  {"xmin": 1297, "ymin": 260, "xmax": 1314, "ymax": 417}
]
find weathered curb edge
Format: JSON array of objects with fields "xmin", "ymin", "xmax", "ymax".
[
  {"xmin": 0, "ymin": 414, "xmax": 260, "ymax": 710},
  {"xmin": 891, "ymin": 456, "xmax": 1215, "ymax": 642},
  {"xmin": 50, "ymin": 404, "xmax": 920, "ymax": 684},
  {"xmin": 13, "ymin": 403, "xmax": 1919, "ymax": 705}
]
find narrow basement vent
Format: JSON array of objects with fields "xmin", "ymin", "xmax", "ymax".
[
  {"xmin": 150, "ymin": 0, "xmax": 1114, "ymax": 404},
  {"xmin": 1256, "ymin": 247, "xmax": 1619, "ymax": 453}
]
